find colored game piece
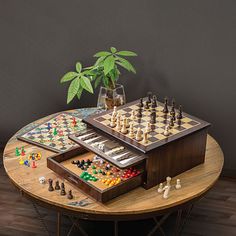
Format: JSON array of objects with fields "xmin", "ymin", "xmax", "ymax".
[
  {"xmin": 175, "ymin": 179, "xmax": 181, "ymax": 189},
  {"xmin": 24, "ymin": 160, "xmax": 30, "ymax": 167},
  {"xmin": 139, "ymin": 98, "xmax": 144, "ymax": 107},
  {"xmin": 135, "ymin": 127, "xmax": 142, "ymax": 141},
  {"xmin": 31, "ymin": 160, "xmax": 37, "ymax": 168},
  {"xmin": 59, "ymin": 130, "xmax": 64, "ymax": 136},
  {"xmin": 19, "ymin": 157, "xmax": 24, "ymax": 165},
  {"xmin": 47, "ymin": 122, "xmax": 52, "ymax": 130},
  {"xmin": 53, "ymin": 128, "xmax": 58, "ymax": 136},
  {"xmin": 21, "ymin": 146, "xmax": 26, "ymax": 156},
  {"xmin": 67, "ymin": 190, "xmax": 73, "ymax": 199},
  {"xmin": 55, "ymin": 180, "xmax": 60, "ymax": 190},
  {"xmin": 48, "ymin": 179, "xmax": 54, "ymax": 191},
  {"xmin": 163, "ymin": 97, "xmax": 169, "ymax": 113},
  {"xmin": 72, "ymin": 117, "xmax": 77, "ymax": 126},
  {"xmin": 60, "ymin": 183, "xmax": 66, "ymax": 195},
  {"xmin": 15, "ymin": 147, "xmax": 20, "ymax": 156}
]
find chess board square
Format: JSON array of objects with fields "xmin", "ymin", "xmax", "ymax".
[
  {"xmin": 156, "ymin": 133, "xmax": 166, "ymax": 140},
  {"xmin": 175, "ymin": 126, "xmax": 185, "ymax": 131},
  {"xmin": 181, "ymin": 117, "xmax": 192, "ymax": 123},
  {"xmin": 181, "ymin": 123, "xmax": 192, "ymax": 129},
  {"xmin": 148, "ymin": 136, "xmax": 159, "ymax": 142},
  {"xmin": 156, "ymin": 123, "xmax": 165, "ymax": 128},
  {"xmin": 123, "ymin": 107, "xmax": 132, "ymax": 112},
  {"xmin": 156, "ymin": 116, "xmax": 165, "ymax": 122},
  {"xmin": 149, "ymin": 130, "xmax": 158, "ymax": 136},
  {"xmin": 96, "ymin": 117, "xmax": 106, "ymax": 122},
  {"xmin": 156, "ymin": 127, "xmax": 165, "ymax": 133},
  {"xmin": 188, "ymin": 121, "xmax": 199, "ymax": 126}
]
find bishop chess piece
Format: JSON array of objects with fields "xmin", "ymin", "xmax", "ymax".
[
  {"xmin": 55, "ymin": 180, "xmax": 60, "ymax": 190},
  {"xmin": 48, "ymin": 179, "xmax": 54, "ymax": 192},
  {"xmin": 60, "ymin": 183, "xmax": 66, "ymax": 196},
  {"xmin": 135, "ymin": 127, "xmax": 142, "ymax": 141},
  {"xmin": 67, "ymin": 190, "xmax": 73, "ymax": 199},
  {"xmin": 163, "ymin": 97, "xmax": 169, "ymax": 113}
]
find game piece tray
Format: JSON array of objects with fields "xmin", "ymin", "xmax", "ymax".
[
  {"xmin": 17, "ymin": 112, "xmax": 85, "ymax": 153},
  {"xmin": 69, "ymin": 126, "xmax": 146, "ymax": 169},
  {"xmin": 83, "ymin": 98, "xmax": 210, "ymax": 153},
  {"xmin": 47, "ymin": 147, "xmax": 144, "ymax": 203}
]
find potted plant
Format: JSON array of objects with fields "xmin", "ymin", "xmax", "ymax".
[{"xmin": 60, "ymin": 47, "xmax": 137, "ymax": 109}]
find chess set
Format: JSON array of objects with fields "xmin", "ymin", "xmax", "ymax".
[{"xmin": 18, "ymin": 93, "xmax": 210, "ymax": 203}]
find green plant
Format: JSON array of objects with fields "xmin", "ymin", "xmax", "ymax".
[{"xmin": 60, "ymin": 47, "xmax": 137, "ymax": 104}]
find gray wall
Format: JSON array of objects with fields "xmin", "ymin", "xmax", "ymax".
[{"xmin": 0, "ymin": 1, "xmax": 235, "ymax": 176}]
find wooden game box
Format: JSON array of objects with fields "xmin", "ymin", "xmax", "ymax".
[
  {"xmin": 79, "ymin": 97, "xmax": 211, "ymax": 189},
  {"xmin": 47, "ymin": 147, "xmax": 144, "ymax": 203}
]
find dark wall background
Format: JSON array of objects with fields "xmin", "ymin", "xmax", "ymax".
[{"xmin": 0, "ymin": 0, "xmax": 235, "ymax": 176}]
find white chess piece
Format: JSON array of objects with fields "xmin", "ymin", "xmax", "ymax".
[
  {"xmin": 143, "ymin": 130, "xmax": 148, "ymax": 144},
  {"xmin": 110, "ymin": 115, "xmax": 116, "ymax": 128},
  {"xmin": 130, "ymin": 109, "xmax": 135, "ymax": 120},
  {"xmin": 175, "ymin": 179, "xmax": 181, "ymax": 189},
  {"xmin": 116, "ymin": 116, "xmax": 121, "ymax": 131},
  {"xmin": 163, "ymin": 185, "xmax": 171, "ymax": 199},
  {"xmin": 166, "ymin": 176, "xmax": 171, "ymax": 187},
  {"xmin": 129, "ymin": 123, "xmax": 134, "ymax": 138},
  {"xmin": 164, "ymin": 125, "xmax": 170, "ymax": 136},
  {"xmin": 125, "ymin": 118, "xmax": 130, "ymax": 128},
  {"xmin": 157, "ymin": 183, "xmax": 164, "ymax": 193},
  {"xmin": 145, "ymin": 122, "xmax": 151, "ymax": 133},
  {"xmin": 112, "ymin": 106, "xmax": 117, "ymax": 118},
  {"xmin": 121, "ymin": 118, "xmax": 128, "ymax": 134},
  {"xmin": 135, "ymin": 127, "xmax": 142, "ymax": 141}
]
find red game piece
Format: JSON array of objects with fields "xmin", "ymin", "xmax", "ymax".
[
  {"xmin": 72, "ymin": 117, "xmax": 77, "ymax": 126},
  {"xmin": 31, "ymin": 160, "xmax": 37, "ymax": 168},
  {"xmin": 21, "ymin": 147, "xmax": 26, "ymax": 156}
]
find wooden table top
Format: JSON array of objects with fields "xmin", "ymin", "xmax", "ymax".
[{"xmin": 3, "ymin": 109, "xmax": 224, "ymax": 220}]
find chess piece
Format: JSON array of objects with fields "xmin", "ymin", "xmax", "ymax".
[
  {"xmin": 21, "ymin": 146, "xmax": 26, "ymax": 156},
  {"xmin": 130, "ymin": 109, "xmax": 135, "ymax": 120},
  {"xmin": 60, "ymin": 183, "xmax": 66, "ymax": 195},
  {"xmin": 55, "ymin": 180, "xmax": 60, "ymax": 190},
  {"xmin": 125, "ymin": 118, "xmax": 130, "ymax": 128},
  {"xmin": 163, "ymin": 97, "xmax": 169, "ymax": 113},
  {"xmin": 177, "ymin": 105, "xmax": 183, "ymax": 120},
  {"xmin": 166, "ymin": 176, "xmax": 171, "ymax": 187},
  {"xmin": 129, "ymin": 123, "xmax": 135, "ymax": 138},
  {"xmin": 147, "ymin": 92, "xmax": 152, "ymax": 103},
  {"xmin": 135, "ymin": 127, "xmax": 142, "ymax": 141},
  {"xmin": 163, "ymin": 185, "xmax": 171, "ymax": 199},
  {"xmin": 144, "ymin": 101, "xmax": 149, "ymax": 109},
  {"xmin": 67, "ymin": 190, "xmax": 73, "ymax": 199},
  {"xmin": 110, "ymin": 114, "xmax": 116, "ymax": 128},
  {"xmin": 143, "ymin": 130, "xmax": 148, "ymax": 144},
  {"xmin": 139, "ymin": 98, "xmax": 144, "ymax": 107},
  {"xmin": 150, "ymin": 111, "xmax": 156, "ymax": 124},
  {"xmin": 169, "ymin": 116, "xmax": 174, "ymax": 127},
  {"xmin": 112, "ymin": 106, "xmax": 117, "ymax": 118},
  {"xmin": 151, "ymin": 95, "xmax": 157, "ymax": 108},
  {"xmin": 164, "ymin": 125, "xmax": 170, "ymax": 136},
  {"xmin": 48, "ymin": 179, "xmax": 54, "ymax": 191},
  {"xmin": 121, "ymin": 118, "xmax": 128, "ymax": 134},
  {"xmin": 145, "ymin": 122, "xmax": 151, "ymax": 133},
  {"xmin": 175, "ymin": 179, "xmax": 181, "ymax": 189},
  {"xmin": 158, "ymin": 183, "xmax": 164, "ymax": 193},
  {"xmin": 116, "ymin": 115, "xmax": 121, "ymax": 131},
  {"xmin": 137, "ymin": 107, "xmax": 142, "ymax": 118}
]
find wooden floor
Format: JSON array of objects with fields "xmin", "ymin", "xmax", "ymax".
[{"xmin": 0, "ymin": 153, "xmax": 236, "ymax": 236}]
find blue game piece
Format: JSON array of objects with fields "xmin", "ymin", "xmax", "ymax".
[
  {"xmin": 47, "ymin": 123, "xmax": 52, "ymax": 130},
  {"xmin": 24, "ymin": 160, "xmax": 30, "ymax": 167}
]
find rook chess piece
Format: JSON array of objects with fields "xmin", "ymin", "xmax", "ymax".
[
  {"xmin": 135, "ymin": 127, "xmax": 142, "ymax": 141},
  {"xmin": 55, "ymin": 180, "xmax": 60, "ymax": 190},
  {"xmin": 163, "ymin": 97, "xmax": 169, "ymax": 113},
  {"xmin": 67, "ymin": 190, "xmax": 73, "ymax": 199},
  {"xmin": 60, "ymin": 183, "xmax": 66, "ymax": 195},
  {"xmin": 48, "ymin": 179, "xmax": 54, "ymax": 192},
  {"xmin": 157, "ymin": 183, "xmax": 164, "ymax": 193},
  {"xmin": 175, "ymin": 179, "xmax": 181, "ymax": 189}
]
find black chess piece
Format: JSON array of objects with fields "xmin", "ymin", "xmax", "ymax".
[
  {"xmin": 139, "ymin": 98, "xmax": 144, "ymax": 107},
  {"xmin": 147, "ymin": 92, "xmax": 152, "ymax": 103},
  {"xmin": 60, "ymin": 183, "xmax": 66, "ymax": 196},
  {"xmin": 144, "ymin": 101, "xmax": 149, "ymax": 109},
  {"xmin": 177, "ymin": 105, "xmax": 183, "ymax": 119},
  {"xmin": 163, "ymin": 97, "xmax": 169, "ymax": 113},
  {"xmin": 55, "ymin": 180, "xmax": 60, "ymax": 190},
  {"xmin": 150, "ymin": 111, "xmax": 156, "ymax": 124},
  {"xmin": 169, "ymin": 116, "xmax": 174, "ymax": 127},
  {"xmin": 171, "ymin": 99, "xmax": 175, "ymax": 112},
  {"xmin": 137, "ymin": 107, "xmax": 142, "ymax": 118},
  {"xmin": 67, "ymin": 190, "xmax": 73, "ymax": 200},
  {"xmin": 48, "ymin": 179, "xmax": 54, "ymax": 192},
  {"xmin": 151, "ymin": 95, "xmax": 157, "ymax": 108}
]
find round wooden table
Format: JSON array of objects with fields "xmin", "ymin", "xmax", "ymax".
[{"xmin": 3, "ymin": 108, "xmax": 224, "ymax": 236}]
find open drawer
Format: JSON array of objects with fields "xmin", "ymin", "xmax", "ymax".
[{"xmin": 47, "ymin": 147, "xmax": 144, "ymax": 203}]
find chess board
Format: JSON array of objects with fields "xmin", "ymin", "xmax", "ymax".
[
  {"xmin": 83, "ymin": 98, "xmax": 209, "ymax": 153},
  {"xmin": 18, "ymin": 112, "xmax": 86, "ymax": 153}
]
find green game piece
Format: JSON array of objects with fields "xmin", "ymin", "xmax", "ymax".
[
  {"xmin": 92, "ymin": 165, "xmax": 96, "ymax": 169},
  {"xmin": 98, "ymin": 169, "xmax": 102, "ymax": 173},
  {"xmin": 93, "ymin": 170, "xmax": 97, "ymax": 174},
  {"xmin": 15, "ymin": 147, "xmax": 20, "ymax": 156},
  {"xmin": 53, "ymin": 128, "xmax": 58, "ymax": 135}
]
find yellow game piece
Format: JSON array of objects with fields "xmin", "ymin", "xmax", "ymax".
[
  {"xmin": 19, "ymin": 157, "xmax": 24, "ymax": 165},
  {"xmin": 106, "ymin": 171, "xmax": 111, "ymax": 176}
]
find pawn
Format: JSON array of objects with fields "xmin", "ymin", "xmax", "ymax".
[
  {"xmin": 15, "ymin": 147, "xmax": 20, "ymax": 156},
  {"xmin": 60, "ymin": 183, "xmax": 66, "ymax": 196},
  {"xmin": 130, "ymin": 110, "xmax": 135, "ymax": 120},
  {"xmin": 121, "ymin": 118, "xmax": 128, "ymax": 134},
  {"xmin": 158, "ymin": 183, "xmax": 164, "ymax": 193},
  {"xmin": 145, "ymin": 122, "xmax": 151, "ymax": 133},
  {"xmin": 143, "ymin": 131, "xmax": 148, "ymax": 144},
  {"xmin": 175, "ymin": 179, "xmax": 181, "ymax": 189},
  {"xmin": 48, "ymin": 179, "xmax": 54, "ymax": 192},
  {"xmin": 129, "ymin": 123, "xmax": 135, "ymax": 138},
  {"xmin": 67, "ymin": 190, "xmax": 73, "ymax": 199},
  {"xmin": 166, "ymin": 176, "xmax": 171, "ymax": 187},
  {"xmin": 135, "ymin": 127, "xmax": 142, "ymax": 141},
  {"xmin": 55, "ymin": 180, "xmax": 60, "ymax": 190},
  {"xmin": 164, "ymin": 125, "xmax": 170, "ymax": 136},
  {"xmin": 116, "ymin": 116, "xmax": 121, "ymax": 132},
  {"xmin": 169, "ymin": 116, "xmax": 174, "ymax": 127},
  {"xmin": 110, "ymin": 115, "xmax": 116, "ymax": 128},
  {"xmin": 144, "ymin": 101, "xmax": 149, "ymax": 109},
  {"xmin": 137, "ymin": 107, "xmax": 142, "ymax": 118},
  {"xmin": 163, "ymin": 185, "xmax": 171, "ymax": 199}
]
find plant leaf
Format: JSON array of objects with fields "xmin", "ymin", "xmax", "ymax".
[
  {"xmin": 76, "ymin": 62, "xmax": 82, "ymax": 73},
  {"xmin": 80, "ymin": 76, "xmax": 94, "ymax": 93},
  {"xmin": 77, "ymin": 87, "xmax": 83, "ymax": 99},
  {"xmin": 94, "ymin": 51, "xmax": 111, "ymax": 57},
  {"xmin": 103, "ymin": 55, "xmax": 115, "ymax": 75},
  {"xmin": 60, "ymin": 72, "xmax": 78, "ymax": 83},
  {"xmin": 110, "ymin": 47, "xmax": 117, "ymax": 53},
  {"xmin": 102, "ymin": 76, "xmax": 109, "ymax": 88},
  {"xmin": 116, "ymin": 50, "xmax": 137, "ymax": 56},
  {"xmin": 95, "ymin": 75, "xmax": 102, "ymax": 88},
  {"xmin": 116, "ymin": 57, "xmax": 136, "ymax": 73},
  {"xmin": 94, "ymin": 56, "xmax": 105, "ymax": 66},
  {"xmin": 67, "ymin": 77, "xmax": 80, "ymax": 104}
]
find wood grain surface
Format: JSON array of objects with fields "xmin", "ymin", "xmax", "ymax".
[{"xmin": 3, "ymin": 110, "xmax": 224, "ymax": 219}]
